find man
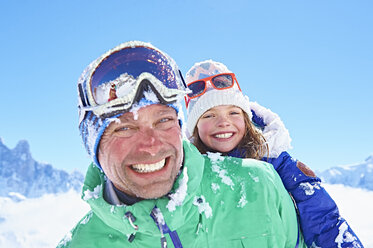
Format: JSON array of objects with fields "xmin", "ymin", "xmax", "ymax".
[{"xmin": 58, "ymin": 41, "xmax": 306, "ymax": 247}]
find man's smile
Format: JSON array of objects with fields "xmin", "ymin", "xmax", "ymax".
[{"xmin": 131, "ymin": 158, "xmax": 166, "ymax": 173}]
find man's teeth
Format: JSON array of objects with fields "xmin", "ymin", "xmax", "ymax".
[
  {"xmin": 215, "ymin": 133, "xmax": 233, "ymax": 139},
  {"xmin": 132, "ymin": 159, "xmax": 166, "ymax": 173}
]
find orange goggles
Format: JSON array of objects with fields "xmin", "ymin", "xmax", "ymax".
[{"xmin": 185, "ymin": 73, "xmax": 241, "ymax": 107}]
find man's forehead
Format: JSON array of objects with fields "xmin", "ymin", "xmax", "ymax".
[{"xmin": 119, "ymin": 104, "xmax": 177, "ymax": 121}]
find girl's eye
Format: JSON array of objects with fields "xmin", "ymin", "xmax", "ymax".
[{"xmin": 202, "ymin": 113, "xmax": 214, "ymax": 118}]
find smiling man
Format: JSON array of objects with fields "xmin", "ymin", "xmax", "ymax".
[{"xmin": 57, "ymin": 41, "xmax": 307, "ymax": 248}]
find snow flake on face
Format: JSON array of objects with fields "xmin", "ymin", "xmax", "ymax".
[
  {"xmin": 335, "ymin": 220, "xmax": 360, "ymax": 248},
  {"xmin": 83, "ymin": 185, "xmax": 102, "ymax": 201},
  {"xmin": 193, "ymin": 196, "xmax": 213, "ymax": 219},
  {"xmin": 237, "ymin": 182, "xmax": 248, "ymax": 208},
  {"xmin": 129, "ymin": 88, "xmax": 160, "ymax": 120},
  {"xmin": 107, "ymin": 116, "xmax": 121, "ymax": 124},
  {"xmin": 166, "ymin": 167, "xmax": 189, "ymax": 212},
  {"xmin": 299, "ymin": 182, "xmax": 321, "ymax": 195}
]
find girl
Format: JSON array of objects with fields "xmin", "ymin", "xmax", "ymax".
[{"xmin": 185, "ymin": 60, "xmax": 363, "ymax": 248}]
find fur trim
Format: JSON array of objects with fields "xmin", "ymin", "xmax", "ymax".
[{"xmin": 250, "ymin": 102, "xmax": 292, "ymax": 158}]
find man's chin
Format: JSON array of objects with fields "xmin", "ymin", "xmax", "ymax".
[
  {"xmin": 136, "ymin": 188, "xmax": 173, "ymax": 200},
  {"xmin": 130, "ymin": 180, "xmax": 175, "ymax": 199}
]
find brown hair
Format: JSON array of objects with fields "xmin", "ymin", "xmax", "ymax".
[{"xmin": 191, "ymin": 111, "xmax": 268, "ymax": 160}]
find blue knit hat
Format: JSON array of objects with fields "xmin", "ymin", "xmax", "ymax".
[{"xmin": 77, "ymin": 41, "xmax": 187, "ymax": 169}]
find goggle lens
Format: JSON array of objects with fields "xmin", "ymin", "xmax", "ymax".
[{"xmin": 90, "ymin": 46, "xmax": 179, "ymax": 104}]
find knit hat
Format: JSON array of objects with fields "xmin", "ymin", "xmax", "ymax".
[
  {"xmin": 78, "ymin": 41, "xmax": 187, "ymax": 169},
  {"xmin": 185, "ymin": 60, "xmax": 252, "ymax": 138}
]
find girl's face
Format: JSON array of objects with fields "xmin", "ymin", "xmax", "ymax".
[{"xmin": 196, "ymin": 105, "xmax": 246, "ymax": 153}]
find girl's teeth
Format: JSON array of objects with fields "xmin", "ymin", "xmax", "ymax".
[
  {"xmin": 215, "ymin": 133, "xmax": 233, "ymax": 139},
  {"xmin": 132, "ymin": 159, "xmax": 166, "ymax": 173}
]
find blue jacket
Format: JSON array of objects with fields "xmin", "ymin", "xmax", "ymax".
[{"xmin": 230, "ymin": 102, "xmax": 363, "ymax": 248}]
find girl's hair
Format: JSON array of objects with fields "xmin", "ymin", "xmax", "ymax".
[{"xmin": 191, "ymin": 110, "xmax": 268, "ymax": 160}]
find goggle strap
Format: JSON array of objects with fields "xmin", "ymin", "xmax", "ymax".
[
  {"xmin": 78, "ymin": 83, "xmax": 89, "ymax": 107},
  {"xmin": 178, "ymin": 69, "xmax": 187, "ymax": 88}
]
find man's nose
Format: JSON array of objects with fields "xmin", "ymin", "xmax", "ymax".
[{"xmin": 136, "ymin": 127, "xmax": 161, "ymax": 156}]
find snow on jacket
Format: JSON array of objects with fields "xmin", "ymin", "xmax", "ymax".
[
  {"xmin": 57, "ymin": 140, "xmax": 306, "ymax": 248},
  {"xmin": 246, "ymin": 102, "xmax": 363, "ymax": 248}
]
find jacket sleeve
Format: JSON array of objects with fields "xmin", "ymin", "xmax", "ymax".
[{"xmin": 265, "ymin": 152, "xmax": 364, "ymax": 248}]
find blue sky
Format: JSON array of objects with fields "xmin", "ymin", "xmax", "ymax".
[{"xmin": 0, "ymin": 0, "xmax": 372, "ymax": 173}]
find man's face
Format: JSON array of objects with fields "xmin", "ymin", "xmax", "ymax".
[{"xmin": 98, "ymin": 104, "xmax": 183, "ymax": 199}]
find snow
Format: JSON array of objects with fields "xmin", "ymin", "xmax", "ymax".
[
  {"xmin": 82, "ymin": 185, "xmax": 102, "ymax": 201},
  {"xmin": 0, "ymin": 183, "xmax": 372, "ymax": 247},
  {"xmin": 153, "ymin": 207, "xmax": 165, "ymax": 225},
  {"xmin": 237, "ymin": 182, "xmax": 248, "ymax": 208},
  {"xmin": 166, "ymin": 167, "xmax": 189, "ymax": 212},
  {"xmin": 299, "ymin": 182, "xmax": 321, "ymax": 195},
  {"xmin": 211, "ymin": 183, "xmax": 220, "ymax": 193},
  {"xmin": 129, "ymin": 88, "xmax": 160, "ymax": 120},
  {"xmin": 323, "ymin": 184, "xmax": 373, "ymax": 247},
  {"xmin": 193, "ymin": 196, "xmax": 213, "ymax": 219},
  {"xmin": 206, "ymin": 151, "xmax": 224, "ymax": 163},
  {"xmin": 207, "ymin": 152, "xmax": 235, "ymax": 189},
  {"xmin": 248, "ymin": 172, "xmax": 259, "ymax": 183},
  {"xmin": 0, "ymin": 190, "xmax": 90, "ymax": 248},
  {"xmin": 335, "ymin": 220, "xmax": 359, "ymax": 248}
]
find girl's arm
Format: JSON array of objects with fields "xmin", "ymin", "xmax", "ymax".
[
  {"xmin": 267, "ymin": 152, "xmax": 363, "ymax": 247},
  {"xmin": 250, "ymin": 102, "xmax": 363, "ymax": 247}
]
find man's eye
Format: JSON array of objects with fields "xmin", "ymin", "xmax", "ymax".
[
  {"xmin": 159, "ymin": 117, "xmax": 171, "ymax": 123},
  {"xmin": 115, "ymin": 126, "xmax": 131, "ymax": 132}
]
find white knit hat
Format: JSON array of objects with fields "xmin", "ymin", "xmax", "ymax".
[{"xmin": 185, "ymin": 60, "xmax": 252, "ymax": 137}]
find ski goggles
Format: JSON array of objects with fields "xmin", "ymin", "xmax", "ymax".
[
  {"xmin": 185, "ymin": 73, "xmax": 241, "ymax": 107},
  {"xmin": 78, "ymin": 42, "xmax": 188, "ymax": 118}
]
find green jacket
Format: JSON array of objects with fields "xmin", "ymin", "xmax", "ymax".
[{"xmin": 58, "ymin": 141, "xmax": 305, "ymax": 248}]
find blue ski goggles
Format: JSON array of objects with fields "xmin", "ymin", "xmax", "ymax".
[{"xmin": 78, "ymin": 41, "xmax": 188, "ymax": 119}]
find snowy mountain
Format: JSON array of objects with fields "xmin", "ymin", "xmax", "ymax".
[
  {"xmin": 0, "ymin": 138, "xmax": 84, "ymax": 198},
  {"xmin": 319, "ymin": 155, "xmax": 373, "ymax": 191}
]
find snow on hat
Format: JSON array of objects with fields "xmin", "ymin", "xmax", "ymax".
[
  {"xmin": 78, "ymin": 41, "xmax": 185, "ymax": 169},
  {"xmin": 185, "ymin": 60, "xmax": 252, "ymax": 137}
]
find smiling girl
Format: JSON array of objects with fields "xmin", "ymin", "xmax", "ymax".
[{"xmin": 185, "ymin": 60, "xmax": 363, "ymax": 248}]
